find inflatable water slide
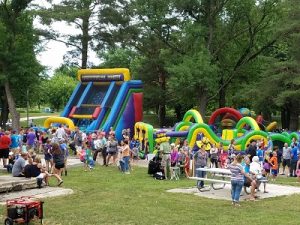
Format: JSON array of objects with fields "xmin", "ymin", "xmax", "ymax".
[
  {"xmin": 44, "ymin": 68, "xmax": 143, "ymax": 140},
  {"xmin": 134, "ymin": 108, "xmax": 299, "ymax": 153}
]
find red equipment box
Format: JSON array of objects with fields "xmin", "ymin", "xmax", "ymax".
[{"xmin": 4, "ymin": 196, "xmax": 44, "ymax": 225}]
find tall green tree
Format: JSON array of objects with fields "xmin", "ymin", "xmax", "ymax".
[
  {"xmin": 36, "ymin": 0, "xmax": 101, "ymax": 68},
  {"xmin": 98, "ymin": 0, "xmax": 284, "ymax": 124},
  {"xmin": 41, "ymin": 73, "xmax": 77, "ymax": 112},
  {"xmin": 253, "ymin": 0, "xmax": 300, "ymax": 130},
  {"xmin": 0, "ymin": 0, "xmax": 42, "ymax": 130}
]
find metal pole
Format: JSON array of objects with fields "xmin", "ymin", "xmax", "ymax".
[{"xmin": 26, "ymin": 89, "xmax": 29, "ymax": 127}]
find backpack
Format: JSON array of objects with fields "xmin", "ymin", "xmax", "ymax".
[{"xmin": 153, "ymin": 172, "xmax": 165, "ymax": 180}]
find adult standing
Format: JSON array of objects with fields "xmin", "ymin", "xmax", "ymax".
[
  {"xmin": 10, "ymin": 130, "xmax": 19, "ymax": 153},
  {"xmin": 290, "ymin": 145, "xmax": 299, "ymax": 177},
  {"xmin": 193, "ymin": 145, "xmax": 209, "ymax": 189},
  {"xmin": 51, "ymin": 143, "xmax": 64, "ymax": 186},
  {"xmin": 106, "ymin": 135, "xmax": 118, "ymax": 166},
  {"xmin": 170, "ymin": 144, "xmax": 179, "ymax": 167},
  {"xmin": 281, "ymin": 143, "xmax": 291, "ymax": 176},
  {"xmin": 121, "ymin": 140, "xmax": 131, "ymax": 174},
  {"xmin": 0, "ymin": 131, "xmax": 11, "ymax": 167},
  {"xmin": 247, "ymin": 140, "xmax": 257, "ymax": 162},
  {"xmin": 55, "ymin": 125, "xmax": 66, "ymax": 141},
  {"xmin": 228, "ymin": 154, "xmax": 253, "ymax": 206},
  {"xmin": 93, "ymin": 133, "xmax": 107, "ymax": 165},
  {"xmin": 73, "ymin": 128, "xmax": 83, "ymax": 153},
  {"xmin": 159, "ymin": 137, "xmax": 171, "ymax": 179},
  {"xmin": 210, "ymin": 143, "xmax": 218, "ymax": 168},
  {"xmin": 26, "ymin": 128, "xmax": 37, "ymax": 150}
]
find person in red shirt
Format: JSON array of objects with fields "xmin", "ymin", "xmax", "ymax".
[{"xmin": 0, "ymin": 131, "xmax": 12, "ymax": 167}]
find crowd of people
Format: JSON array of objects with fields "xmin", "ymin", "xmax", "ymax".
[
  {"xmin": 153, "ymin": 135, "xmax": 300, "ymax": 206},
  {"xmin": 1, "ymin": 124, "xmax": 300, "ymax": 203},
  {"xmin": 0, "ymin": 127, "xmax": 65, "ymax": 187},
  {"xmin": 0, "ymin": 125, "xmax": 144, "ymax": 182}
]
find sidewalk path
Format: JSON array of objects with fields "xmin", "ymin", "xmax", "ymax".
[{"xmin": 20, "ymin": 115, "xmax": 58, "ymax": 121}]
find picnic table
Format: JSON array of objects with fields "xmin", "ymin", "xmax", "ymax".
[
  {"xmin": 189, "ymin": 167, "xmax": 268, "ymax": 193},
  {"xmin": 189, "ymin": 167, "xmax": 232, "ymax": 192}
]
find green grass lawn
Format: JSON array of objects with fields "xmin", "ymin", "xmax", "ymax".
[{"xmin": 1, "ymin": 166, "xmax": 300, "ymax": 225}]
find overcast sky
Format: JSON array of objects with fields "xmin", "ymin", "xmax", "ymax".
[{"xmin": 33, "ymin": 0, "xmax": 101, "ymax": 75}]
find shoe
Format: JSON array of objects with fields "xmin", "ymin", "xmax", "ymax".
[
  {"xmin": 280, "ymin": 173, "xmax": 285, "ymax": 175},
  {"xmin": 125, "ymin": 172, "xmax": 130, "ymax": 174},
  {"xmin": 37, "ymin": 178, "xmax": 43, "ymax": 189},
  {"xmin": 58, "ymin": 180, "xmax": 63, "ymax": 186}
]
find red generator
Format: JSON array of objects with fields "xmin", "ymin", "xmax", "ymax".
[{"xmin": 4, "ymin": 197, "xmax": 44, "ymax": 225}]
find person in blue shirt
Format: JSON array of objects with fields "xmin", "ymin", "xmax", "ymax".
[
  {"xmin": 256, "ymin": 146, "xmax": 264, "ymax": 165},
  {"xmin": 290, "ymin": 146, "xmax": 299, "ymax": 177},
  {"xmin": 59, "ymin": 139, "xmax": 69, "ymax": 176},
  {"xmin": 267, "ymin": 137, "xmax": 273, "ymax": 152},
  {"xmin": 10, "ymin": 130, "xmax": 20, "ymax": 151}
]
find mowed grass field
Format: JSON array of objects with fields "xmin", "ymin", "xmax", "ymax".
[{"xmin": 1, "ymin": 166, "xmax": 300, "ymax": 225}]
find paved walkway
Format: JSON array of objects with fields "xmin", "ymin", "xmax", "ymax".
[
  {"xmin": 167, "ymin": 183, "xmax": 300, "ymax": 201},
  {"xmin": 19, "ymin": 115, "xmax": 58, "ymax": 121},
  {"xmin": 0, "ymin": 187, "xmax": 73, "ymax": 205},
  {"xmin": 0, "ymin": 157, "xmax": 149, "ymax": 204}
]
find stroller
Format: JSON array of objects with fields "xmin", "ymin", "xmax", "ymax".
[{"xmin": 148, "ymin": 154, "xmax": 164, "ymax": 179}]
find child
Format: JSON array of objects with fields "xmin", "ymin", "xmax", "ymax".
[
  {"xmin": 269, "ymin": 151, "xmax": 278, "ymax": 181},
  {"xmin": 81, "ymin": 142, "xmax": 95, "ymax": 171},
  {"xmin": 43, "ymin": 139, "xmax": 53, "ymax": 173},
  {"xmin": 7, "ymin": 152, "xmax": 15, "ymax": 173},
  {"xmin": 184, "ymin": 150, "xmax": 190, "ymax": 177},
  {"xmin": 59, "ymin": 139, "xmax": 69, "ymax": 176},
  {"xmin": 263, "ymin": 158, "xmax": 271, "ymax": 178},
  {"xmin": 35, "ymin": 158, "xmax": 63, "ymax": 188},
  {"xmin": 218, "ymin": 143, "xmax": 227, "ymax": 168},
  {"xmin": 256, "ymin": 145, "xmax": 264, "ymax": 166}
]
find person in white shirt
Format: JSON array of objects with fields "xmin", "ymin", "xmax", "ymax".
[
  {"xmin": 93, "ymin": 133, "xmax": 107, "ymax": 164},
  {"xmin": 55, "ymin": 125, "xmax": 66, "ymax": 140},
  {"xmin": 250, "ymin": 156, "xmax": 267, "ymax": 193}
]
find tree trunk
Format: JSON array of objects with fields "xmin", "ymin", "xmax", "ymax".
[
  {"xmin": 158, "ymin": 103, "xmax": 166, "ymax": 127},
  {"xmin": 0, "ymin": 90, "xmax": 8, "ymax": 129},
  {"xmin": 174, "ymin": 104, "xmax": 182, "ymax": 121},
  {"xmin": 4, "ymin": 81, "xmax": 20, "ymax": 131},
  {"xmin": 281, "ymin": 106, "xmax": 290, "ymax": 130},
  {"xmin": 263, "ymin": 111, "xmax": 272, "ymax": 123},
  {"xmin": 198, "ymin": 91, "xmax": 208, "ymax": 118},
  {"xmin": 81, "ymin": 12, "xmax": 90, "ymax": 69},
  {"xmin": 218, "ymin": 75, "xmax": 226, "ymax": 108},
  {"xmin": 158, "ymin": 70, "xmax": 166, "ymax": 127},
  {"xmin": 289, "ymin": 105, "xmax": 299, "ymax": 131},
  {"xmin": 281, "ymin": 108, "xmax": 287, "ymax": 129}
]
